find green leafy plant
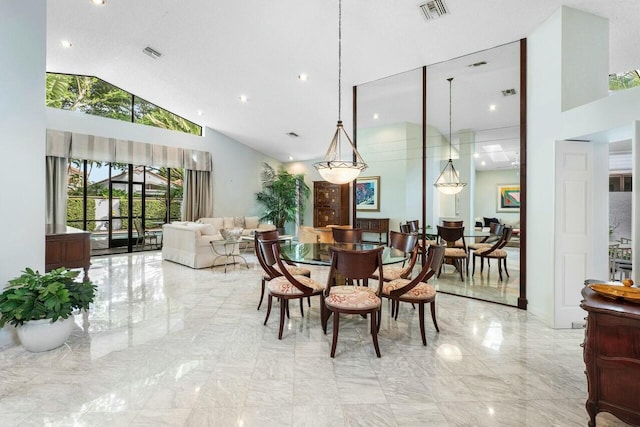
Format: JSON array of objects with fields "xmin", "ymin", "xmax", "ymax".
[
  {"xmin": 0, "ymin": 268, "xmax": 96, "ymax": 327},
  {"xmin": 255, "ymin": 163, "xmax": 310, "ymax": 230}
]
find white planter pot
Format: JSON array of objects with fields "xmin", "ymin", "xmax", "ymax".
[{"xmin": 17, "ymin": 316, "xmax": 75, "ymax": 352}]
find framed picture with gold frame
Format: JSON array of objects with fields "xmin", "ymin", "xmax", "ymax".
[{"xmin": 356, "ymin": 176, "xmax": 380, "ymax": 211}]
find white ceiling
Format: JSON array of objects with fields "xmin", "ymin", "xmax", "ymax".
[{"xmin": 47, "ymin": 0, "xmax": 640, "ymax": 165}]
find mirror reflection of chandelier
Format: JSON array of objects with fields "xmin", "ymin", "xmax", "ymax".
[
  {"xmin": 434, "ymin": 77, "xmax": 467, "ymax": 195},
  {"xmin": 313, "ymin": 0, "xmax": 367, "ymax": 185}
]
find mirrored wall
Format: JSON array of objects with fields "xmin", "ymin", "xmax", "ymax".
[{"xmin": 355, "ymin": 41, "xmax": 524, "ymax": 307}]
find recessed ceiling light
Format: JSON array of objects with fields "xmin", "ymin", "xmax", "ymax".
[
  {"xmin": 60, "ymin": 40, "xmax": 72, "ymax": 48},
  {"xmin": 373, "ymin": 113, "xmax": 379, "ymax": 120},
  {"xmin": 298, "ymin": 73, "xmax": 308, "ymax": 81},
  {"xmin": 489, "ymin": 104, "xmax": 496, "ymax": 111},
  {"xmin": 90, "ymin": 0, "xmax": 105, "ymax": 5},
  {"xmin": 239, "ymin": 95, "xmax": 248, "ymax": 103},
  {"xmin": 196, "ymin": 110, "xmax": 203, "ymax": 116},
  {"xmin": 473, "ymin": 152, "xmax": 479, "ymax": 158},
  {"xmin": 288, "ymin": 156, "xmax": 294, "ymax": 161},
  {"xmin": 481, "ymin": 161, "xmax": 486, "ymax": 166}
]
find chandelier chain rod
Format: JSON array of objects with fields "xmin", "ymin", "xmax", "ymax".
[
  {"xmin": 448, "ymin": 77, "xmax": 452, "ymax": 160},
  {"xmin": 338, "ymin": 0, "xmax": 342, "ymax": 121}
]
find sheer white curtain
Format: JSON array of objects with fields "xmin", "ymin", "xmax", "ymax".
[{"xmin": 45, "ymin": 130, "xmax": 71, "ymax": 225}]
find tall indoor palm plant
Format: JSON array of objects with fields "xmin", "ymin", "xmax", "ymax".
[{"xmin": 255, "ymin": 163, "xmax": 310, "ymax": 232}]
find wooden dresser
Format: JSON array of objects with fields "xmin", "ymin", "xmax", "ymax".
[
  {"xmin": 581, "ymin": 282, "xmax": 640, "ymax": 427},
  {"xmin": 313, "ymin": 181, "xmax": 350, "ymax": 227},
  {"xmin": 355, "ymin": 218, "xmax": 389, "ymax": 244},
  {"xmin": 45, "ymin": 224, "xmax": 91, "ymax": 280}
]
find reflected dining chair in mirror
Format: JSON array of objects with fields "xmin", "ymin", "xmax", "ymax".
[
  {"xmin": 323, "ymin": 246, "xmax": 384, "ymax": 357},
  {"xmin": 471, "ymin": 226, "xmax": 514, "ymax": 281},
  {"xmin": 332, "ymin": 228, "xmax": 363, "ymax": 244},
  {"xmin": 258, "ymin": 238, "xmax": 325, "ymax": 339},
  {"xmin": 254, "ymin": 230, "xmax": 311, "ymax": 311},
  {"xmin": 370, "ymin": 231, "xmax": 419, "ymax": 282},
  {"xmin": 467, "ymin": 222, "xmax": 504, "ymax": 262},
  {"xmin": 381, "ymin": 245, "xmax": 445, "ymax": 346},
  {"xmin": 437, "ymin": 225, "xmax": 468, "ymax": 281}
]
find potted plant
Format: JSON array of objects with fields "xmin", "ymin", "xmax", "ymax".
[
  {"xmin": 255, "ymin": 163, "xmax": 310, "ymax": 234},
  {"xmin": 0, "ymin": 267, "xmax": 96, "ymax": 352}
]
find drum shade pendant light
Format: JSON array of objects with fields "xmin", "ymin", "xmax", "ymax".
[
  {"xmin": 434, "ymin": 77, "xmax": 467, "ymax": 194},
  {"xmin": 313, "ymin": 0, "xmax": 367, "ymax": 184}
]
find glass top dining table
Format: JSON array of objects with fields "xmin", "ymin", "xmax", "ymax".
[{"xmin": 279, "ymin": 242, "xmax": 408, "ymax": 267}]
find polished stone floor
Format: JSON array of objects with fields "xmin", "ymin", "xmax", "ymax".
[{"xmin": 0, "ymin": 252, "xmax": 629, "ymax": 426}]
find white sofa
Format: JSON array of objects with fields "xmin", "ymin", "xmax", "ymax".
[{"xmin": 162, "ymin": 216, "xmax": 276, "ymax": 268}]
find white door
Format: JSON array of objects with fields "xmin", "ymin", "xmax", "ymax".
[{"xmin": 554, "ymin": 140, "xmax": 608, "ymax": 328}]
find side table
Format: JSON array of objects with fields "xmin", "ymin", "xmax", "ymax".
[{"xmin": 209, "ymin": 240, "xmax": 249, "ymax": 273}]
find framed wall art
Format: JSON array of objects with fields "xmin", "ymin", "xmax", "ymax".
[
  {"xmin": 355, "ymin": 176, "xmax": 380, "ymax": 211},
  {"xmin": 497, "ymin": 184, "xmax": 520, "ymax": 212}
]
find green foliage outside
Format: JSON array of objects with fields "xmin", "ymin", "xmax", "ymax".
[
  {"xmin": 46, "ymin": 73, "xmax": 201, "ymax": 136},
  {"xmin": 609, "ymin": 70, "xmax": 640, "ymax": 91},
  {"xmin": 67, "ymin": 197, "xmax": 180, "ymax": 231}
]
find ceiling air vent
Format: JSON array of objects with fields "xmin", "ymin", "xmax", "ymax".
[
  {"xmin": 418, "ymin": 0, "xmax": 450, "ymax": 20},
  {"xmin": 502, "ymin": 88, "xmax": 517, "ymax": 96},
  {"xmin": 286, "ymin": 132, "xmax": 299, "ymax": 138},
  {"xmin": 467, "ymin": 61, "xmax": 487, "ymax": 68},
  {"xmin": 143, "ymin": 46, "xmax": 162, "ymax": 59}
]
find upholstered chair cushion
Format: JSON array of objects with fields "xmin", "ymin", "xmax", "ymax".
[
  {"xmin": 475, "ymin": 247, "xmax": 507, "ymax": 258},
  {"xmin": 467, "ymin": 242, "xmax": 493, "ymax": 250},
  {"xmin": 325, "ymin": 286, "xmax": 380, "ymax": 310},
  {"xmin": 444, "ymin": 248, "xmax": 467, "ymax": 258},
  {"xmin": 371, "ymin": 265, "xmax": 411, "ymax": 281},
  {"xmin": 382, "ymin": 280, "xmax": 436, "ymax": 301},
  {"xmin": 274, "ymin": 265, "xmax": 311, "ymax": 276},
  {"xmin": 268, "ymin": 275, "xmax": 324, "ymax": 295}
]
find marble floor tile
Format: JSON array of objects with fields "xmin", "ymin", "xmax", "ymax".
[{"xmin": 0, "ymin": 251, "xmax": 614, "ymax": 426}]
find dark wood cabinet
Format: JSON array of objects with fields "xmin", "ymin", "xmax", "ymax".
[
  {"xmin": 313, "ymin": 181, "xmax": 350, "ymax": 227},
  {"xmin": 355, "ymin": 218, "xmax": 389, "ymax": 244},
  {"xmin": 46, "ymin": 225, "xmax": 91, "ymax": 280},
  {"xmin": 581, "ymin": 282, "xmax": 640, "ymax": 427}
]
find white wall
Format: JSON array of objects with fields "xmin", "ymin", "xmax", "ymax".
[
  {"xmin": 475, "ymin": 169, "xmax": 520, "ymax": 225},
  {"xmin": 0, "ymin": 0, "xmax": 46, "ymax": 347},
  {"xmin": 46, "ymin": 108, "xmax": 279, "ymax": 218}
]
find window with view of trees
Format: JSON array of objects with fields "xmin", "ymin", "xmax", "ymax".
[
  {"xmin": 46, "ymin": 73, "xmax": 202, "ymax": 136},
  {"xmin": 609, "ymin": 70, "xmax": 640, "ymax": 91}
]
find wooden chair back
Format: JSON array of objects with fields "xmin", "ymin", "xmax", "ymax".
[
  {"xmin": 332, "ymin": 228, "xmax": 363, "ymax": 244},
  {"xmin": 400, "ymin": 224, "xmax": 412, "ymax": 233},
  {"xmin": 483, "ymin": 226, "xmax": 514, "ymax": 254},
  {"xmin": 437, "ymin": 225, "xmax": 466, "ymax": 249},
  {"xmin": 406, "ymin": 220, "xmax": 420, "ymax": 233},
  {"xmin": 442, "ymin": 220, "xmax": 463, "ymax": 228},
  {"xmin": 389, "ymin": 245, "xmax": 445, "ymax": 296},
  {"xmin": 327, "ymin": 246, "xmax": 384, "ymax": 294},
  {"xmin": 389, "ymin": 230, "xmax": 419, "ymax": 253},
  {"xmin": 255, "ymin": 232, "xmax": 281, "ymax": 279}
]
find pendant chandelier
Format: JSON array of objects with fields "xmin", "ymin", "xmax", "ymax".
[
  {"xmin": 313, "ymin": 0, "xmax": 367, "ymax": 185},
  {"xmin": 434, "ymin": 77, "xmax": 467, "ymax": 195}
]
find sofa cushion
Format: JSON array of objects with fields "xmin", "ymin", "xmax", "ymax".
[
  {"xmin": 223, "ymin": 217, "xmax": 234, "ymax": 229},
  {"xmin": 200, "ymin": 224, "xmax": 218, "ymax": 236},
  {"xmin": 483, "ymin": 217, "xmax": 500, "ymax": 227},
  {"xmin": 233, "ymin": 216, "xmax": 246, "ymax": 228},
  {"xmin": 185, "ymin": 222, "xmax": 211, "ymax": 238},
  {"xmin": 245, "ymin": 216, "xmax": 260, "ymax": 229}
]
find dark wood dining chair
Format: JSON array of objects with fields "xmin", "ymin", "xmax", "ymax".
[
  {"xmin": 258, "ymin": 238, "xmax": 325, "ymax": 339},
  {"xmin": 331, "ymin": 227, "xmax": 363, "ymax": 244},
  {"xmin": 370, "ymin": 231, "xmax": 419, "ymax": 282},
  {"xmin": 254, "ymin": 230, "xmax": 311, "ymax": 311},
  {"xmin": 467, "ymin": 222, "xmax": 504, "ymax": 264},
  {"xmin": 472, "ymin": 226, "xmax": 514, "ymax": 281},
  {"xmin": 323, "ymin": 246, "xmax": 384, "ymax": 357},
  {"xmin": 381, "ymin": 244, "xmax": 445, "ymax": 345},
  {"xmin": 437, "ymin": 225, "xmax": 468, "ymax": 281},
  {"xmin": 406, "ymin": 220, "xmax": 420, "ymax": 233}
]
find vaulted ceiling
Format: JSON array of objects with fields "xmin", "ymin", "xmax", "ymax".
[{"xmin": 47, "ymin": 0, "xmax": 640, "ymax": 164}]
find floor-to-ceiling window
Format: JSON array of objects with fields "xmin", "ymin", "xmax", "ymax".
[{"xmin": 66, "ymin": 160, "xmax": 183, "ymax": 255}]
